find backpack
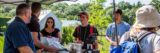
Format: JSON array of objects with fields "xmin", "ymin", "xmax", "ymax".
[
  {"xmin": 76, "ymin": 25, "xmax": 96, "ymax": 49},
  {"xmin": 111, "ymin": 31, "xmax": 153, "ymax": 53}
]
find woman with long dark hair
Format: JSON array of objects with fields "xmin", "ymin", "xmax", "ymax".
[{"xmin": 40, "ymin": 17, "xmax": 61, "ymax": 42}]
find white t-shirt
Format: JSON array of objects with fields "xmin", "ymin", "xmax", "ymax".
[{"xmin": 120, "ymin": 30, "xmax": 160, "ymax": 53}]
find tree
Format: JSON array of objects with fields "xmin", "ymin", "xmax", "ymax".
[
  {"xmin": 104, "ymin": 1, "xmax": 143, "ymax": 25},
  {"xmin": 150, "ymin": 0, "xmax": 160, "ymax": 12},
  {"xmin": 88, "ymin": 0, "xmax": 112, "ymax": 35},
  {"xmin": 122, "ymin": 8, "xmax": 137, "ymax": 25},
  {"xmin": 116, "ymin": 1, "xmax": 132, "ymax": 10},
  {"xmin": 79, "ymin": 3, "xmax": 90, "ymax": 11}
]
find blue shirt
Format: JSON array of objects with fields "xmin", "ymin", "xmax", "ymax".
[
  {"xmin": 106, "ymin": 21, "xmax": 130, "ymax": 42},
  {"xmin": 106, "ymin": 21, "xmax": 130, "ymax": 51},
  {"xmin": 3, "ymin": 17, "xmax": 36, "ymax": 53}
]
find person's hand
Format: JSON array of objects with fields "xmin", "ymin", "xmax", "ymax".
[
  {"xmin": 74, "ymin": 40, "xmax": 84, "ymax": 45},
  {"xmin": 36, "ymin": 48, "xmax": 44, "ymax": 53},
  {"xmin": 47, "ymin": 35, "xmax": 52, "ymax": 38},
  {"xmin": 110, "ymin": 41, "xmax": 116, "ymax": 46},
  {"xmin": 79, "ymin": 41, "xmax": 84, "ymax": 45},
  {"xmin": 76, "ymin": 41, "xmax": 84, "ymax": 45},
  {"xmin": 46, "ymin": 47, "xmax": 57, "ymax": 52}
]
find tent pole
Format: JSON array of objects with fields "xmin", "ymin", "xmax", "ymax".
[{"xmin": 113, "ymin": 0, "xmax": 119, "ymax": 46}]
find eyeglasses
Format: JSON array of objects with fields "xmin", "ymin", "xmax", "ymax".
[{"xmin": 47, "ymin": 21, "xmax": 53, "ymax": 23}]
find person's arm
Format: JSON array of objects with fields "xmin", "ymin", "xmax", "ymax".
[
  {"xmin": 105, "ymin": 24, "xmax": 112, "ymax": 42},
  {"xmin": 106, "ymin": 36, "xmax": 112, "ymax": 42},
  {"xmin": 9, "ymin": 26, "xmax": 35, "ymax": 53},
  {"xmin": 93, "ymin": 27, "xmax": 99, "ymax": 49},
  {"xmin": 40, "ymin": 33, "xmax": 43, "ymax": 37},
  {"xmin": 18, "ymin": 46, "xmax": 34, "ymax": 53},
  {"xmin": 31, "ymin": 32, "xmax": 57, "ymax": 52},
  {"xmin": 57, "ymin": 32, "xmax": 61, "ymax": 42},
  {"xmin": 119, "ymin": 32, "xmax": 130, "ymax": 44},
  {"xmin": 36, "ymin": 48, "xmax": 44, "ymax": 53},
  {"xmin": 154, "ymin": 36, "xmax": 160, "ymax": 53},
  {"xmin": 105, "ymin": 24, "xmax": 117, "ymax": 46},
  {"xmin": 106, "ymin": 36, "xmax": 117, "ymax": 46},
  {"xmin": 95, "ymin": 40, "xmax": 98, "ymax": 49},
  {"xmin": 73, "ymin": 27, "xmax": 79, "ymax": 41},
  {"xmin": 155, "ymin": 50, "xmax": 160, "ymax": 53}
]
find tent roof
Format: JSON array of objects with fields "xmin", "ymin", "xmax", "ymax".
[
  {"xmin": 7, "ymin": 10, "xmax": 60, "ymax": 24},
  {"xmin": 0, "ymin": 0, "xmax": 77, "ymax": 5}
]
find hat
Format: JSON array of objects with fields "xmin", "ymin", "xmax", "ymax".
[
  {"xmin": 133, "ymin": 5, "xmax": 160, "ymax": 28},
  {"xmin": 78, "ymin": 12, "xmax": 89, "ymax": 18}
]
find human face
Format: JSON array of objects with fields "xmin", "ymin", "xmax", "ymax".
[
  {"xmin": 47, "ymin": 19, "xmax": 53, "ymax": 28},
  {"xmin": 116, "ymin": 13, "xmax": 122, "ymax": 23},
  {"xmin": 80, "ymin": 15, "xmax": 88, "ymax": 25},
  {"xmin": 25, "ymin": 8, "xmax": 32, "ymax": 24}
]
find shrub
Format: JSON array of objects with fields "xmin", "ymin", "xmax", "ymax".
[
  {"xmin": 61, "ymin": 26, "xmax": 75, "ymax": 45},
  {"xmin": 0, "ymin": 36, "xmax": 4, "ymax": 53}
]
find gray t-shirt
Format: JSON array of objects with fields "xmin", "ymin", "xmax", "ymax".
[{"xmin": 120, "ymin": 30, "xmax": 160, "ymax": 53}]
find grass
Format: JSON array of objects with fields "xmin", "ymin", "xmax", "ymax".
[
  {"xmin": 98, "ymin": 36, "xmax": 110, "ymax": 53},
  {"xmin": 0, "ymin": 36, "xmax": 4, "ymax": 53}
]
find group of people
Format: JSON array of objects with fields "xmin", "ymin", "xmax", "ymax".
[
  {"xmin": 106, "ymin": 5, "xmax": 160, "ymax": 53},
  {"xmin": 3, "ymin": 2, "xmax": 60, "ymax": 53},
  {"xmin": 2, "ymin": 2, "xmax": 160, "ymax": 53}
]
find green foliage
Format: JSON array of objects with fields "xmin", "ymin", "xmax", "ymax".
[
  {"xmin": 67, "ymin": 15, "xmax": 79, "ymax": 20},
  {"xmin": 0, "ymin": 1, "xmax": 153, "ymax": 53},
  {"xmin": 150, "ymin": 0, "xmax": 160, "ymax": 12},
  {"xmin": 98, "ymin": 36, "xmax": 110, "ymax": 53},
  {"xmin": 88, "ymin": 0, "xmax": 112, "ymax": 35},
  {"xmin": 42, "ymin": 3, "xmax": 90, "ymax": 20},
  {"xmin": 105, "ymin": 1, "xmax": 143, "ymax": 25},
  {"xmin": 122, "ymin": 8, "xmax": 137, "ymax": 25},
  {"xmin": 0, "ymin": 18, "xmax": 10, "ymax": 32},
  {"xmin": 116, "ymin": 1, "xmax": 133, "ymax": 9},
  {"xmin": 87, "ymin": 0, "xmax": 111, "ymax": 52},
  {"xmin": 62, "ymin": 26, "xmax": 75, "ymax": 45},
  {"xmin": 0, "ymin": 36, "xmax": 4, "ymax": 53},
  {"xmin": 120, "ymin": 2, "xmax": 143, "ymax": 25},
  {"xmin": 0, "ymin": 5, "xmax": 16, "ymax": 17}
]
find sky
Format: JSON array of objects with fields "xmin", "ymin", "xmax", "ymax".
[{"xmin": 63, "ymin": 0, "xmax": 152, "ymax": 8}]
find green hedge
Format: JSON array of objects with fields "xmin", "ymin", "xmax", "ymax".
[
  {"xmin": 0, "ymin": 18, "xmax": 10, "ymax": 32},
  {"xmin": 0, "ymin": 36, "xmax": 4, "ymax": 53}
]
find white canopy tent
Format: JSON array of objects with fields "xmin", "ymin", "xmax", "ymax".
[
  {"xmin": 2, "ymin": 0, "xmax": 78, "ymax": 38},
  {"xmin": 7, "ymin": 10, "xmax": 63, "ymax": 37}
]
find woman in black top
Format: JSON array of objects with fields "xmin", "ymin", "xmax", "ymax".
[{"xmin": 40, "ymin": 17, "xmax": 61, "ymax": 42}]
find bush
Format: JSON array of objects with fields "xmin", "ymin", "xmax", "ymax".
[
  {"xmin": 61, "ymin": 26, "xmax": 75, "ymax": 45},
  {"xmin": 0, "ymin": 18, "xmax": 10, "ymax": 32},
  {"xmin": 0, "ymin": 36, "xmax": 4, "ymax": 53}
]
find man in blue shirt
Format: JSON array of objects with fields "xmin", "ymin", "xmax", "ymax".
[
  {"xmin": 105, "ymin": 8, "xmax": 130, "ymax": 52},
  {"xmin": 3, "ymin": 3, "xmax": 36, "ymax": 53}
]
